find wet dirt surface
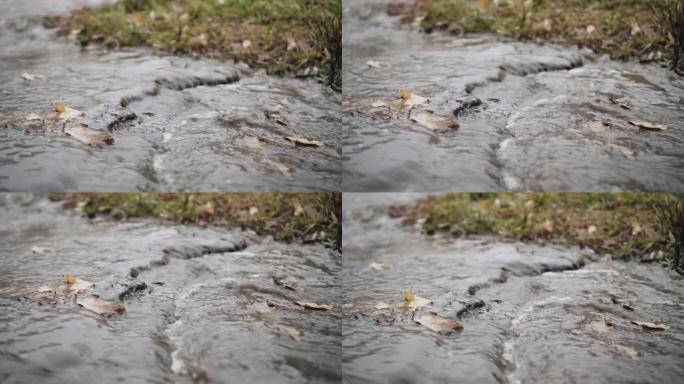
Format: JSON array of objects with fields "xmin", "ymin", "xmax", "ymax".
[
  {"xmin": 342, "ymin": 0, "xmax": 684, "ymax": 192},
  {"xmin": 342, "ymin": 193, "xmax": 684, "ymax": 383},
  {"xmin": 0, "ymin": 1, "xmax": 341, "ymax": 192},
  {"xmin": 0, "ymin": 195, "xmax": 341, "ymax": 383}
]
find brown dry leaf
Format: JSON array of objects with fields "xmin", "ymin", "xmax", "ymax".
[
  {"xmin": 286, "ymin": 136, "xmax": 322, "ymax": 147},
  {"xmin": 415, "ymin": 312, "xmax": 463, "ymax": 334},
  {"xmin": 286, "ymin": 37, "xmax": 297, "ymax": 51},
  {"xmin": 631, "ymin": 222, "xmax": 642, "ymax": 236},
  {"xmin": 190, "ymin": 32, "xmax": 209, "ymax": 47},
  {"xmin": 295, "ymin": 301, "xmax": 332, "ymax": 310},
  {"xmin": 131, "ymin": 11, "xmax": 146, "ymax": 26},
  {"xmin": 629, "ymin": 120, "xmax": 667, "ymax": 131},
  {"xmin": 398, "ymin": 89, "xmax": 429, "ymax": 108},
  {"xmin": 293, "ymin": 202, "xmax": 304, "ymax": 216},
  {"xmin": 76, "ymin": 294, "xmax": 126, "ymax": 317},
  {"xmin": 273, "ymin": 275, "xmax": 299, "ymax": 291},
  {"xmin": 542, "ymin": 219, "xmax": 554, "ymax": 234},
  {"xmin": 267, "ymin": 323, "xmax": 302, "ymax": 341},
  {"xmin": 264, "ymin": 159, "xmax": 291, "ymax": 177},
  {"xmin": 21, "ymin": 72, "xmax": 47, "ymax": 82},
  {"xmin": 411, "ymin": 111, "xmax": 460, "ymax": 132},
  {"xmin": 620, "ymin": 345, "xmax": 640, "ymax": 360},
  {"xmin": 632, "ymin": 320, "xmax": 670, "ymax": 331},
  {"xmin": 65, "ymin": 123, "xmax": 115, "ymax": 145},
  {"xmin": 266, "ymin": 112, "xmax": 288, "ymax": 126}
]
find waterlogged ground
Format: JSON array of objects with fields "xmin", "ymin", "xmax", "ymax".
[
  {"xmin": 0, "ymin": 195, "xmax": 341, "ymax": 383},
  {"xmin": 342, "ymin": 193, "xmax": 684, "ymax": 383},
  {"xmin": 0, "ymin": 0, "xmax": 340, "ymax": 192},
  {"xmin": 342, "ymin": 0, "xmax": 684, "ymax": 192}
]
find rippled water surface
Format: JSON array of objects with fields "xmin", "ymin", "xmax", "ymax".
[
  {"xmin": 0, "ymin": 1, "xmax": 340, "ymax": 191},
  {"xmin": 0, "ymin": 195, "xmax": 341, "ymax": 383},
  {"xmin": 342, "ymin": 0, "xmax": 684, "ymax": 192},
  {"xmin": 342, "ymin": 193, "xmax": 684, "ymax": 383}
]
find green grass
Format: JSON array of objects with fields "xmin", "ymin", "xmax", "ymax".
[
  {"xmin": 389, "ymin": 193, "xmax": 684, "ymax": 268},
  {"xmin": 397, "ymin": 0, "xmax": 681, "ymax": 71},
  {"xmin": 48, "ymin": 0, "xmax": 342, "ymax": 89},
  {"xmin": 52, "ymin": 193, "xmax": 341, "ymax": 250}
]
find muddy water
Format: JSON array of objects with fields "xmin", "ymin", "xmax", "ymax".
[
  {"xmin": 0, "ymin": 195, "xmax": 341, "ymax": 383},
  {"xmin": 0, "ymin": 1, "xmax": 340, "ymax": 192},
  {"xmin": 342, "ymin": 193, "xmax": 684, "ymax": 383},
  {"xmin": 342, "ymin": 0, "xmax": 684, "ymax": 192}
]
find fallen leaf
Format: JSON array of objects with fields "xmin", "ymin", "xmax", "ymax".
[
  {"xmin": 273, "ymin": 275, "xmax": 298, "ymax": 291},
  {"xmin": 631, "ymin": 222, "xmax": 642, "ymax": 236},
  {"xmin": 30, "ymin": 246, "xmax": 55, "ymax": 255},
  {"xmin": 620, "ymin": 345, "xmax": 640, "ymax": 360},
  {"xmin": 266, "ymin": 322, "xmax": 302, "ymax": 341},
  {"xmin": 400, "ymin": 291, "xmax": 432, "ymax": 309},
  {"xmin": 57, "ymin": 274, "xmax": 95, "ymax": 294},
  {"xmin": 264, "ymin": 159, "xmax": 291, "ymax": 177},
  {"xmin": 607, "ymin": 144, "xmax": 636, "ymax": 160},
  {"xmin": 266, "ymin": 112, "xmax": 288, "ymax": 126},
  {"xmin": 249, "ymin": 206, "xmax": 259, "ymax": 216},
  {"xmin": 286, "ymin": 37, "xmax": 297, "ymax": 51},
  {"xmin": 415, "ymin": 312, "xmax": 463, "ymax": 334},
  {"xmin": 242, "ymin": 39, "xmax": 252, "ymax": 49},
  {"xmin": 587, "ymin": 225, "xmax": 597, "ymax": 235},
  {"xmin": 65, "ymin": 123, "xmax": 115, "ymax": 145},
  {"xmin": 632, "ymin": 321, "xmax": 670, "ymax": 331},
  {"xmin": 295, "ymin": 301, "xmax": 332, "ymax": 310},
  {"xmin": 586, "ymin": 25, "xmax": 596, "ymax": 34},
  {"xmin": 369, "ymin": 261, "xmax": 391, "ymax": 271},
  {"xmin": 367, "ymin": 60, "xmax": 390, "ymax": 69},
  {"xmin": 411, "ymin": 111, "xmax": 460, "ymax": 132},
  {"xmin": 398, "ymin": 89, "xmax": 429, "ymax": 108},
  {"xmin": 51, "ymin": 103, "xmax": 83, "ymax": 123},
  {"xmin": 630, "ymin": 120, "xmax": 667, "ymax": 131},
  {"xmin": 243, "ymin": 137, "xmax": 266, "ymax": 150},
  {"xmin": 21, "ymin": 72, "xmax": 47, "ymax": 82},
  {"xmin": 76, "ymin": 294, "xmax": 126, "ymax": 317},
  {"xmin": 293, "ymin": 202, "xmax": 304, "ymax": 216},
  {"xmin": 286, "ymin": 136, "xmax": 322, "ymax": 147}
]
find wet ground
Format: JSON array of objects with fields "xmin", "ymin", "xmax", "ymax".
[
  {"xmin": 342, "ymin": 193, "xmax": 684, "ymax": 383},
  {"xmin": 342, "ymin": 0, "xmax": 684, "ymax": 192},
  {"xmin": 0, "ymin": 194, "xmax": 341, "ymax": 383},
  {"xmin": 0, "ymin": 0, "xmax": 340, "ymax": 192}
]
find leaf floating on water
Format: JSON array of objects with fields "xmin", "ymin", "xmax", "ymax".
[
  {"xmin": 76, "ymin": 294, "xmax": 126, "ymax": 317},
  {"xmin": 65, "ymin": 123, "xmax": 115, "ymax": 146},
  {"xmin": 263, "ymin": 159, "xmax": 291, "ymax": 177},
  {"xmin": 295, "ymin": 301, "xmax": 332, "ymax": 310},
  {"xmin": 415, "ymin": 312, "xmax": 463, "ymax": 334},
  {"xmin": 273, "ymin": 275, "xmax": 299, "ymax": 291},
  {"xmin": 30, "ymin": 246, "xmax": 55, "ymax": 255},
  {"xmin": 367, "ymin": 60, "xmax": 390, "ymax": 69},
  {"xmin": 266, "ymin": 112, "xmax": 288, "ymax": 126},
  {"xmin": 51, "ymin": 102, "xmax": 83, "ymax": 123},
  {"xmin": 411, "ymin": 112, "xmax": 460, "ymax": 132},
  {"xmin": 57, "ymin": 274, "xmax": 94, "ymax": 294},
  {"xmin": 368, "ymin": 261, "xmax": 391, "ymax": 271},
  {"xmin": 399, "ymin": 291, "xmax": 431, "ymax": 309},
  {"xmin": 266, "ymin": 322, "xmax": 302, "ymax": 341},
  {"xmin": 632, "ymin": 320, "xmax": 670, "ymax": 331},
  {"xmin": 620, "ymin": 345, "xmax": 640, "ymax": 360},
  {"xmin": 629, "ymin": 120, "xmax": 667, "ymax": 131},
  {"xmin": 398, "ymin": 89, "xmax": 429, "ymax": 108},
  {"xmin": 21, "ymin": 72, "xmax": 47, "ymax": 82},
  {"xmin": 286, "ymin": 136, "xmax": 322, "ymax": 147}
]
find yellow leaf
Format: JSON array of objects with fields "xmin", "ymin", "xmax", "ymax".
[
  {"xmin": 399, "ymin": 89, "xmax": 411, "ymax": 100},
  {"xmin": 64, "ymin": 274, "xmax": 77, "ymax": 285},
  {"xmin": 52, "ymin": 102, "xmax": 65, "ymax": 114},
  {"xmin": 401, "ymin": 290, "xmax": 416, "ymax": 302}
]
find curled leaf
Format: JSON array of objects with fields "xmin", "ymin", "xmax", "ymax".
[
  {"xmin": 629, "ymin": 120, "xmax": 667, "ymax": 131},
  {"xmin": 632, "ymin": 320, "xmax": 670, "ymax": 331},
  {"xmin": 415, "ymin": 312, "xmax": 463, "ymax": 334},
  {"xmin": 295, "ymin": 301, "xmax": 332, "ymax": 310},
  {"xmin": 77, "ymin": 294, "xmax": 126, "ymax": 317},
  {"xmin": 411, "ymin": 111, "xmax": 460, "ymax": 132},
  {"xmin": 65, "ymin": 123, "xmax": 115, "ymax": 145},
  {"xmin": 286, "ymin": 136, "xmax": 322, "ymax": 147}
]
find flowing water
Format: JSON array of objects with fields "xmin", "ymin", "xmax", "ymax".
[
  {"xmin": 342, "ymin": 0, "xmax": 684, "ymax": 192},
  {"xmin": 0, "ymin": 195, "xmax": 341, "ymax": 383},
  {"xmin": 0, "ymin": 1, "xmax": 341, "ymax": 192},
  {"xmin": 342, "ymin": 193, "xmax": 684, "ymax": 384}
]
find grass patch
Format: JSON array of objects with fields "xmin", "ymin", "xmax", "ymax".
[
  {"xmin": 48, "ymin": 0, "xmax": 342, "ymax": 88},
  {"xmin": 396, "ymin": 0, "xmax": 682, "ymax": 72},
  {"xmin": 389, "ymin": 193, "xmax": 684, "ymax": 270},
  {"xmin": 51, "ymin": 193, "xmax": 341, "ymax": 250}
]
